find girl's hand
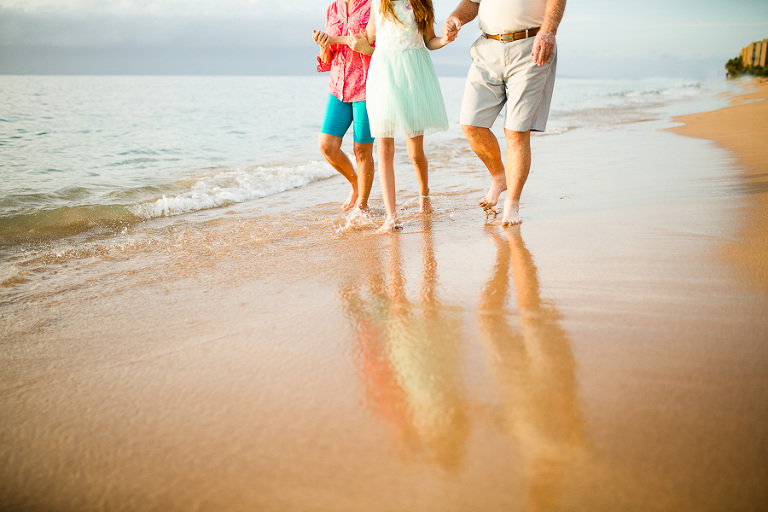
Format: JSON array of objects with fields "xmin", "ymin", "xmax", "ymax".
[{"xmin": 424, "ymin": 23, "xmax": 452, "ymax": 50}]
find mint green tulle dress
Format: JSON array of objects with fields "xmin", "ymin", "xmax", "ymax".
[{"xmin": 366, "ymin": 0, "xmax": 449, "ymax": 138}]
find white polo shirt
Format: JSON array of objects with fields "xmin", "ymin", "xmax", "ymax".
[{"xmin": 470, "ymin": 0, "xmax": 546, "ymax": 34}]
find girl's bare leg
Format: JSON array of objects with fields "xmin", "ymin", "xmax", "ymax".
[
  {"xmin": 377, "ymin": 138, "xmax": 398, "ymax": 233},
  {"xmin": 319, "ymin": 133, "xmax": 358, "ymax": 211},
  {"xmin": 405, "ymin": 135, "xmax": 431, "ymax": 213}
]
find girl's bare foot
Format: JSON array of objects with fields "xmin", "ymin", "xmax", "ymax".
[
  {"xmin": 376, "ymin": 216, "xmax": 401, "ymax": 234},
  {"xmin": 501, "ymin": 199, "xmax": 522, "ymax": 226},
  {"xmin": 419, "ymin": 195, "xmax": 432, "ymax": 214}
]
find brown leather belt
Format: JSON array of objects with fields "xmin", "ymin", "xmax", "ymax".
[{"xmin": 483, "ymin": 27, "xmax": 540, "ymax": 42}]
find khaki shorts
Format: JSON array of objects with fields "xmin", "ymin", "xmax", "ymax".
[{"xmin": 460, "ymin": 35, "xmax": 557, "ymax": 132}]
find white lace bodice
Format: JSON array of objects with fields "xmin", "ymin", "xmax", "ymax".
[{"xmin": 374, "ymin": 0, "xmax": 424, "ymax": 51}]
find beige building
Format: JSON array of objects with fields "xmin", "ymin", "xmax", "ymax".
[{"xmin": 740, "ymin": 39, "xmax": 768, "ymax": 67}]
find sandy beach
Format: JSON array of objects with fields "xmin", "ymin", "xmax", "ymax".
[
  {"xmin": 2, "ymin": 81, "xmax": 768, "ymax": 511},
  {"xmin": 669, "ymin": 78, "xmax": 768, "ymax": 291}
]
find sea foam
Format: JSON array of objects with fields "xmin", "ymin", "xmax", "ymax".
[{"xmin": 130, "ymin": 162, "xmax": 336, "ymax": 219}]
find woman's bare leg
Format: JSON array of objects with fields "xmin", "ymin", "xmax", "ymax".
[
  {"xmin": 353, "ymin": 141, "xmax": 375, "ymax": 211},
  {"xmin": 319, "ymin": 133, "xmax": 358, "ymax": 211}
]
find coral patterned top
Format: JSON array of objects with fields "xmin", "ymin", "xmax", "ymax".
[{"xmin": 317, "ymin": 0, "xmax": 372, "ymax": 103}]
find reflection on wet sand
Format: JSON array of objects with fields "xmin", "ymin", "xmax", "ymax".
[
  {"xmin": 340, "ymin": 221, "xmax": 469, "ymax": 471},
  {"xmin": 477, "ymin": 226, "xmax": 584, "ymax": 510},
  {"xmin": 340, "ymin": 225, "xmax": 583, "ymax": 494}
]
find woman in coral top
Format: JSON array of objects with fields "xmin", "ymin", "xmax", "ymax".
[{"xmin": 313, "ymin": 0, "xmax": 376, "ymax": 213}]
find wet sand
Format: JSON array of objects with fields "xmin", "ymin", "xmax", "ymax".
[
  {"xmin": 669, "ymin": 78, "xmax": 768, "ymax": 291},
  {"xmin": 2, "ymin": 85, "xmax": 768, "ymax": 511}
]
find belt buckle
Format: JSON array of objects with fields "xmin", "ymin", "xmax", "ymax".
[{"xmin": 500, "ymin": 30, "xmax": 526, "ymax": 42}]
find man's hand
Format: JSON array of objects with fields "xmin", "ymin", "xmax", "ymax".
[
  {"xmin": 531, "ymin": 31, "xmax": 556, "ymax": 66},
  {"xmin": 443, "ymin": 16, "xmax": 462, "ymax": 41}
]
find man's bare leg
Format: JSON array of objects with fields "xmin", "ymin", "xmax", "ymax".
[
  {"xmin": 462, "ymin": 125, "xmax": 506, "ymax": 212},
  {"xmin": 353, "ymin": 141, "xmax": 375, "ymax": 211},
  {"xmin": 319, "ymin": 133, "xmax": 359, "ymax": 211},
  {"xmin": 502, "ymin": 129, "xmax": 531, "ymax": 226}
]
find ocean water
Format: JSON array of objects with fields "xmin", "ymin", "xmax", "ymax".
[{"xmin": 0, "ymin": 74, "xmax": 735, "ymax": 286}]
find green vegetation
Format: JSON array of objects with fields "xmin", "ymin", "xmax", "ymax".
[{"xmin": 725, "ymin": 56, "xmax": 768, "ymax": 79}]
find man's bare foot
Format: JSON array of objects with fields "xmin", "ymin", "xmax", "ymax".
[
  {"xmin": 501, "ymin": 199, "xmax": 522, "ymax": 226},
  {"xmin": 339, "ymin": 206, "xmax": 374, "ymax": 232},
  {"xmin": 376, "ymin": 216, "xmax": 401, "ymax": 234},
  {"xmin": 342, "ymin": 188, "xmax": 358, "ymax": 212},
  {"xmin": 484, "ymin": 205, "xmax": 500, "ymax": 220},
  {"xmin": 479, "ymin": 177, "xmax": 507, "ymax": 209},
  {"xmin": 419, "ymin": 195, "xmax": 432, "ymax": 214}
]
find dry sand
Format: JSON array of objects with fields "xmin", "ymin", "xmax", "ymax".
[{"xmin": 2, "ymin": 82, "xmax": 768, "ymax": 511}]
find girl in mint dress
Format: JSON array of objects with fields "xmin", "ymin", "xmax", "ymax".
[{"xmin": 364, "ymin": 0, "xmax": 452, "ymax": 233}]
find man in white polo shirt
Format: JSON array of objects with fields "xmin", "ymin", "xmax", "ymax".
[{"xmin": 445, "ymin": 0, "xmax": 566, "ymax": 225}]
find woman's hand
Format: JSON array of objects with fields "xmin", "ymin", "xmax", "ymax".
[
  {"xmin": 313, "ymin": 30, "xmax": 330, "ymax": 50},
  {"xmin": 313, "ymin": 30, "xmax": 332, "ymax": 64},
  {"xmin": 346, "ymin": 30, "xmax": 374, "ymax": 56}
]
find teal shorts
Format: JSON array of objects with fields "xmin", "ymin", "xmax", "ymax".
[{"xmin": 320, "ymin": 93, "xmax": 374, "ymax": 144}]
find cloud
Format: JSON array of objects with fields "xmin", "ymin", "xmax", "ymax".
[
  {"xmin": 0, "ymin": 0, "xmax": 755, "ymax": 78},
  {"xmin": 0, "ymin": 4, "xmax": 316, "ymax": 48},
  {"xmin": 0, "ymin": 0, "xmax": 312, "ymax": 17},
  {"xmin": 0, "ymin": 1, "xmax": 326, "ymax": 74}
]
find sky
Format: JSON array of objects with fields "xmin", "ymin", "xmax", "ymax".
[{"xmin": 0, "ymin": 0, "xmax": 767, "ymax": 78}]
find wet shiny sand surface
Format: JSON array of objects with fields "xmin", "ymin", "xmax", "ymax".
[{"xmin": 2, "ymin": 120, "xmax": 767, "ymax": 511}]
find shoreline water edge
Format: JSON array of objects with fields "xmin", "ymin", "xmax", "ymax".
[
  {"xmin": 1, "ymin": 76, "xmax": 767, "ymax": 511},
  {"xmin": 669, "ymin": 78, "xmax": 768, "ymax": 291}
]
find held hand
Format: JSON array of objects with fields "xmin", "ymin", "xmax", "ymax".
[
  {"xmin": 441, "ymin": 31, "xmax": 456, "ymax": 45},
  {"xmin": 443, "ymin": 16, "xmax": 462, "ymax": 41},
  {"xmin": 531, "ymin": 31, "xmax": 556, "ymax": 66},
  {"xmin": 347, "ymin": 30, "xmax": 373, "ymax": 54}
]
